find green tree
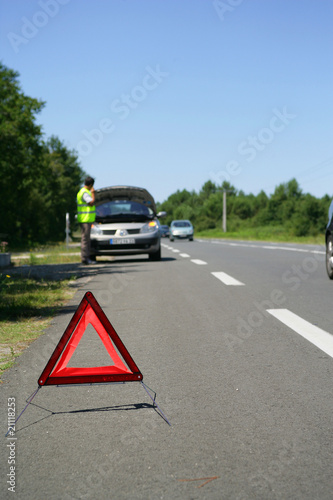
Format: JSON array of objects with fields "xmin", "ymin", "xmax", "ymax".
[
  {"xmin": 232, "ymin": 196, "xmax": 254, "ymax": 220},
  {"xmin": 0, "ymin": 62, "xmax": 85, "ymax": 246},
  {"xmin": 158, "ymin": 177, "xmax": 328, "ymax": 237},
  {"xmin": 291, "ymin": 194, "xmax": 327, "ymax": 237},
  {"xmin": 39, "ymin": 136, "xmax": 86, "ymax": 241},
  {"xmin": 0, "ymin": 62, "xmax": 45, "ymax": 244},
  {"xmin": 220, "ymin": 181, "xmax": 237, "ymax": 195},
  {"xmin": 199, "ymin": 180, "xmax": 217, "ymax": 201},
  {"xmin": 160, "ymin": 189, "xmax": 193, "ymax": 225},
  {"xmin": 253, "ymin": 190, "xmax": 268, "ymax": 212}
]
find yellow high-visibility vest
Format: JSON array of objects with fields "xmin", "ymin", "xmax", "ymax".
[{"xmin": 77, "ymin": 187, "xmax": 96, "ymax": 223}]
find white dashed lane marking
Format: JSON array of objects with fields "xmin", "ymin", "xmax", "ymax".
[
  {"xmin": 267, "ymin": 309, "xmax": 333, "ymax": 358},
  {"xmin": 162, "ymin": 243, "xmax": 333, "ymax": 358},
  {"xmin": 211, "ymin": 272, "xmax": 245, "ymax": 286}
]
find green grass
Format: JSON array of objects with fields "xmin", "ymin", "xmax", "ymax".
[
  {"xmin": 0, "ymin": 274, "xmax": 77, "ymax": 380},
  {"xmin": 11, "ymin": 242, "xmax": 81, "ymax": 266},
  {"xmin": 196, "ymin": 226, "xmax": 325, "ymax": 245}
]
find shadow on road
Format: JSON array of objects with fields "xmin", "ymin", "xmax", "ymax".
[
  {"xmin": 7, "ymin": 256, "xmax": 176, "ymax": 282},
  {"xmin": 15, "ymin": 400, "xmax": 157, "ymax": 434}
]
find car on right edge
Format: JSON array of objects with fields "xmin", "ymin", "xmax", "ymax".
[
  {"xmin": 325, "ymin": 199, "xmax": 333, "ymax": 279},
  {"xmin": 169, "ymin": 220, "xmax": 194, "ymax": 241}
]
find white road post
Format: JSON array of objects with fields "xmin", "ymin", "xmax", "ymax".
[
  {"xmin": 65, "ymin": 212, "xmax": 70, "ymax": 248},
  {"xmin": 222, "ymin": 190, "xmax": 227, "ymax": 233}
]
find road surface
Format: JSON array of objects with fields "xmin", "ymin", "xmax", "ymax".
[{"xmin": 1, "ymin": 238, "xmax": 332, "ymax": 499}]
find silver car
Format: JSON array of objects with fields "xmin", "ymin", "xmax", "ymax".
[
  {"xmin": 90, "ymin": 186, "xmax": 166, "ymax": 261},
  {"xmin": 169, "ymin": 220, "xmax": 194, "ymax": 241}
]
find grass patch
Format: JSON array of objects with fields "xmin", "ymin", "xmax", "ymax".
[
  {"xmin": 196, "ymin": 226, "xmax": 325, "ymax": 245},
  {"xmin": 0, "ymin": 274, "xmax": 77, "ymax": 380},
  {"xmin": 12, "ymin": 243, "xmax": 81, "ymax": 267}
]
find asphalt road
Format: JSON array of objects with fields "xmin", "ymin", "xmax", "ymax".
[{"xmin": 1, "ymin": 238, "xmax": 332, "ymax": 499}]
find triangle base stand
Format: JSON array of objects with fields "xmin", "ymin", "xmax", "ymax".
[{"xmin": 5, "ymin": 381, "xmax": 171, "ymax": 435}]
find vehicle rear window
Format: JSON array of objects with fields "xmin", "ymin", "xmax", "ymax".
[{"xmin": 173, "ymin": 221, "xmax": 191, "ymax": 227}]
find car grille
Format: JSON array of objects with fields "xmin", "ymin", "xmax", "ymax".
[{"xmin": 102, "ymin": 229, "xmax": 141, "ymax": 235}]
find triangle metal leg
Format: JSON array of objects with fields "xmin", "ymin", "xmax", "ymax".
[
  {"xmin": 141, "ymin": 381, "xmax": 171, "ymax": 426},
  {"xmin": 5, "ymin": 386, "xmax": 41, "ymax": 437}
]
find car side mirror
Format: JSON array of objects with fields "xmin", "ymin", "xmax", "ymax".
[{"xmin": 157, "ymin": 211, "xmax": 167, "ymax": 218}]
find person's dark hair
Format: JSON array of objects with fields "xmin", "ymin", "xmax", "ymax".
[{"xmin": 85, "ymin": 176, "xmax": 95, "ymax": 187}]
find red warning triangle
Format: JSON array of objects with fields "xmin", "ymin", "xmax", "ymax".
[{"xmin": 38, "ymin": 291, "xmax": 142, "ymax": 386}]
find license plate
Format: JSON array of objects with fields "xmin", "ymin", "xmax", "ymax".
[{"xmin": 110, "ymin": 238, "xmax": 135, "ymax": 245}]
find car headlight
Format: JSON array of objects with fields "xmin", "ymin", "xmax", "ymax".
[
  {"xmin": 140, "ymin": 221, "xmax": 158, "ymax": 234},
  {"xmin": 91, "ymin": 224, "xmax": 103, "ymax": 235}
]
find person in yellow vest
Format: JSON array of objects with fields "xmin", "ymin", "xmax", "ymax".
[{"xmin": 77, "ymin": 176, "xmax": 96, "ymax": 265}]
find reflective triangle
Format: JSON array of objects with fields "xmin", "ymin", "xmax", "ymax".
[{"xmin": 38, "ymin": 291, "xmax": 143, "ymax": 385}]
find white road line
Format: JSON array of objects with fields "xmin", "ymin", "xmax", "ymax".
[
  {"xmin": 199, "ymin": 240, "xmax": 325, "ymax": 255},
  {"xmin": 180, "ymin": 253, "xmax": 190, "ymax": 258},
  {"xmin": 267, "ymin": 309, "xmax": 333, "ymax": 358},
  {"xmin": 211, "ymin": 272, "xmax": 245, "ymax": 286},
  {"xmin": 172, "ymin": 249, "xmax": 180, "ymax": 253},
  {"xmin": 191, "ymin": 259, "xmax": 207, "ymax": 265},
  {"xmin": 262, "ymin": 245, "xmax": 310, "ymax": 253}
]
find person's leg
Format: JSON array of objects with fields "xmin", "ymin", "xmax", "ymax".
[{"xmin": 80, "ymin": 223, "xmax": 91, "ymax": 262}]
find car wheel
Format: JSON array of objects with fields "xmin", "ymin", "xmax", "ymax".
[
  {"xmin": 169, "ymin": 237, "xmax": 174, "ymax": 242},
  {"xmin": 189, "ymin": 237, "xmax": 193, "ymax": 241},
  {"xmin": 149, "ymin": 246, "xmax": 161, "ymax": 261},
  {"xmin": 326, "ymin": 235, "xmax": 333, "ymax": 279}
]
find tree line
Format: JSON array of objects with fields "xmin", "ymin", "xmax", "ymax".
[
  {"xmin": 0, "ymin": 62, "xmax": 86, "ymax": 248},
  {"xmin": 158, "ymin": 179, "xmax": 331, "ymax": 237}
]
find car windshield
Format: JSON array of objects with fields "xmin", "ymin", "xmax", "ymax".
[
  {"xmin": 173, "ymin": 221, "xmax": 191, "ymax": 227},
  {"xmin": 96, "ymin": 200, "xmax": 154, "ymax": 222}
]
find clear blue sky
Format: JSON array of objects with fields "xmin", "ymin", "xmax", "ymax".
[{"xmin": 1, "ymin": 0, "xmax": 332, "ymax": 203}]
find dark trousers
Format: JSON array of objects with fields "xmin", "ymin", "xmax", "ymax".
[{"xmin": 80, "ymin": 223, "xmax": 92, "ymax": 262}]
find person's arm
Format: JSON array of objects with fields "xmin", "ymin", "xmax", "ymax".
[
  {"xmin": 82, "ymin": 187, "xmax": 95, "ymax": 206},
  {"xmin": 89, "ymin": 187, "xmax": 95, "ymax": 206}
]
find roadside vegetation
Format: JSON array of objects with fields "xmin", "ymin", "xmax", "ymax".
[
  {"xmin": 158, "ymin": 179, "xmax": 331, "ymax": 241},
  {"xmin": 0, "ymin": 270, "xmax": 77, "ymax": 381},
  {"xmin": 0, "ymin": 244, "xmax": 83, "ymax": 380},
  {"xmin": 195, "ymin": 226, "xmax": 324, "ymax": 245},
  {"xmin": 11, "ymin": 242, "xmax": 81, "ymax": 266}
]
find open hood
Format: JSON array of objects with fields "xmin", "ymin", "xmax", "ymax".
[{"xmin": 94, "ymin": 186, "xmax": 157, "ymax": 214}]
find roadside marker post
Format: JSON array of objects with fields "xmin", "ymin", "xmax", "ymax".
[{"xmin": 6, "ymin": 292, "xmax": 170, "ymax": 434}]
